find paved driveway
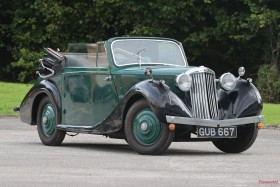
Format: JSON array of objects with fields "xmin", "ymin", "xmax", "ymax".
[{"xmin": 0, "ymin": 118, "xmax": 279, "ymax": 186}]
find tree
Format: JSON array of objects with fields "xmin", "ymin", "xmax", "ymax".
[
  {"xmin": 0, "ymin": 0, "xmax": 279, "ymax": 102},
  {"xmin": 1, "ymin": 0, "xmax": 102, "ymax": 82}
]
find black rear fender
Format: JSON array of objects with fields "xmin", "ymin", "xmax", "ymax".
[{"xmin": 19, "ymin": 80, "xmax": 62, "ymax": 125}]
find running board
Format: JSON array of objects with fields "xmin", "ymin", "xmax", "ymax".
[{"xmin": 56, "ymin": 124, "xmax": 96, "ymax": 133}]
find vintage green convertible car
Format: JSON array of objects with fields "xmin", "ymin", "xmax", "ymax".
[{"xmin": 16, "ymin": 37, "xmax": 264, "ymax": 155}]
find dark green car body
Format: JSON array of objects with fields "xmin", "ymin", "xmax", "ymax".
[{"xmin": 18, "ymin": 37, "xmax": 264, "ymax": 154}]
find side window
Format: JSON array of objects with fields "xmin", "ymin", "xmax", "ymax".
[
  {"xmin": 66, "ymin": 43, "xmax": 97, "ymax": 67},
  {"xmin": 65, "ymin": 42, "xmax": 108, "ymax": 67},
  {"xmin": 96, "ymin": 42, "xmax": 109, "ymax": 67},
  {"xmin": 86, "ymin": 44, "xmax": 97, "ymax": 67}
]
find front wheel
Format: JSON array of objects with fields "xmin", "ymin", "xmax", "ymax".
[
  {"xmin": 212, "ymin": 124, "xmax": 258, "ymax": 153},
  {"xmin": 37, "ymin": 96, "xmax": 66, "ymax": 146},
  {"xmin": 124, "ymin": 99, "xmax": 174, "ymax": 155}
]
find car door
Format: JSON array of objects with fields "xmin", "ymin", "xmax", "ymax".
[{"xmin": 61, "ymin": 42, "xmax": 119, "ymax": 126}]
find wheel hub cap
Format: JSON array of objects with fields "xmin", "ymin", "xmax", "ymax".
[
  {"xmin": 140, "ymin": 122, "xmax": 148, "ymax": 131},
  {"xmin": 132, "ymin": 108, "xmax": 162, "ymax": 146},
  {"xmin": 41, "ymin": 104, "xmax": 56, "ymax": 137},
  {"xmin": 42, "ymin": 117, "xmax": 47, "ymax": 125}
]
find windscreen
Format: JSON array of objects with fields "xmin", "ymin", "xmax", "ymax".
[{"xmin": 111, "ymin": 39, "xmax": 187, "ymax": 67}]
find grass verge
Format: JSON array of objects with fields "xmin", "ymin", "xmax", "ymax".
[
  {"xmin": 0, "ymin": 82, "xmax": 33, "ymax": 115},
  {"xmin": 262, "ymin": 103, "xmax": 280, "ymax": 125}
]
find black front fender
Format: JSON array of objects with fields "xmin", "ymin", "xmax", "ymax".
[
  {"xmin": 125, "ymin": 80, "xmax": 192, "ymax": 123},
  {"xmin": 97, "ymin": 80, "xmax": 192, "ymax": 134},
  {"xmin": 218, "ymin": 79, "xmax": 263, "ymax": 119},
  {"xmin": 19, "ymin": 80, "xmax": 62, "ymax": 125}
]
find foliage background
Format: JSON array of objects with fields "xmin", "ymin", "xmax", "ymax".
[{"xmin": 0, "ymin": 0, "xmax": 279, "ymax": 102}]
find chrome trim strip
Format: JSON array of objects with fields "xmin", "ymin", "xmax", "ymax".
[
  {"xmin": 166, "ymin": 115, "xmax": 264, "ymax": 127},
  {"xmin": 251, "ymin": 83, "xmax": 262, "ymax": 104},
  {"xmin": 202, "ymin": 73, "xmax": 210, "ymax": 118},
  {"xmin": 207, "ymin": 74, "xmax": 214, "ymax": 117},
  {"xmin": 185, "ymin": 66, "xmax": 215, "ymax": 75},
  {"xmin": 36, "ymin": 59, "xmax": 55, "ymax": 79}
]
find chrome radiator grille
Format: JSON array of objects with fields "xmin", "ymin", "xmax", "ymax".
[{"xmin": 190, "ymin": 72, "xmax": 218, "ymax": 119}]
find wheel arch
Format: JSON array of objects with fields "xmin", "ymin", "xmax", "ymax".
[
  {"xmin": 20, "ymin": 80, "xmax": 62, "ymax": 125},
  {"xmin": 122, "ymin": 93, "xmax": 145, "ymax": 127},
  {"xmin": 32, "ymin": 93, "xmax": 48, "ymax": 125}
]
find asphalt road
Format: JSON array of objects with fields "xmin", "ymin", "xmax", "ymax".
[{"xmin": 0, "ymin": 118, "xmax": 279, "ymax": 187}]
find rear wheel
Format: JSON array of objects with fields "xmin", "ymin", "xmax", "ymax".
[
  {"xmin": 212, "ymin": 124, "xmax": 258, "ymax": 153},
  {"xmin": 124, "ymin": 99, "xmax": 174, "ymax": 155},
  {"xmin": 37, "ymin": 96, "xmax": 65, "ymax": 146}
]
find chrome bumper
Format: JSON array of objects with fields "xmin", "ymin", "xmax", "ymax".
[{"xmin": 166, "ymin": 115, "xmax": 264, "ymax": 127}]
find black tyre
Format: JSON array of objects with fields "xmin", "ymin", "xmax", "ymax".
[
  {"xmin": 124, "ymin": 99, "xmax": 174, "ymax": 155},
  {"xmin": 212, "ymin": 124, "xmax": 258, "ymax": 153},
  {"xmin": 37, "ymin": 96, "xmax": 66, "ymax": 146}
]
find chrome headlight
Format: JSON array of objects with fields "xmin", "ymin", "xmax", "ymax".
[
  {"xmin": 238, "ymin": 67, "xmax": 245, "ymax": 77},
  {"xmin": 176, "ymin": 73, "xmax": 192, "ymax": 91},
  {"xmin": 219, "ymin": 73, "xmax": 236, "ymax": 91}
]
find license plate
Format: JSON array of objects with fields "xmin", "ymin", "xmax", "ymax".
[{"xmin": 197, "ymin": 126, "xmax": 237, "ymax": 138}]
